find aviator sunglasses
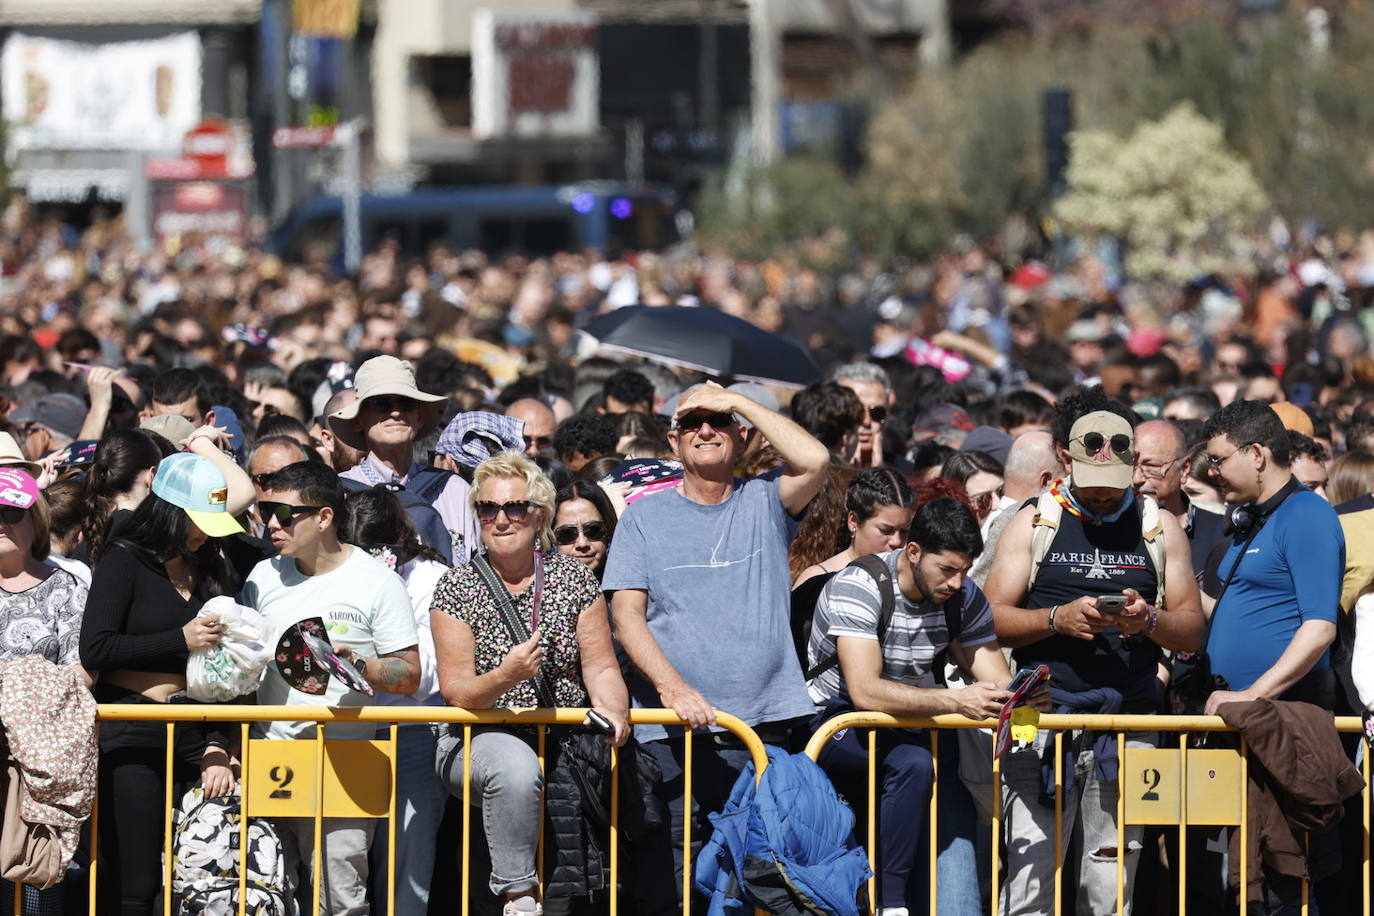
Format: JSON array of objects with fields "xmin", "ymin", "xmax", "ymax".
[{"xmin": 553, "ymin": 521, "xmax": 608, "ymax": 545}]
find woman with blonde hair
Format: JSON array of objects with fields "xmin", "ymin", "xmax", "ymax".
[
  {"xmin": 430, "ymin": 451, "xmax": 629, "ymax": 916},
  {"xmin": 1327, "ymin": 450, "xmax": 1374, "ymax": 507}
]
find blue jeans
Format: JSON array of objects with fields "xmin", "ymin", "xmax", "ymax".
[
  {"xmin": 369, "ymin": 724, "xmax": 445, "ymax": 915},
  {"xmin": 817, "ymin": 727, "xmax": 981, "ymax": 916}
]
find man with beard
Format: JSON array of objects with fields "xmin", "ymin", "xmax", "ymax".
[
  {"xmin": 807, "ymin": 497, "xmax": 1028, "ymax": 916},
  {"xmin": 984, "ymin": 388, "xmax": 1204, "ymax": 916}
]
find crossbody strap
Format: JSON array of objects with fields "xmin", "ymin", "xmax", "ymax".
[{"xmin": 471, "ymin": 553, "xmax": 557, "ymax": 707}]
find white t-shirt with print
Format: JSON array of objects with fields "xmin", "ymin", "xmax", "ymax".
[{"xmin": 242, "ymin": 545, "xmax": 419, "ymax": 740}]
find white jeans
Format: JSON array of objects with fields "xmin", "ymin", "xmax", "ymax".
[{"xmin": 999, "ymin": 731, "xmax": 1155, "ymax": 916}]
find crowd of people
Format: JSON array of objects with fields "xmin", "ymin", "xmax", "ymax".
[{"xmin": 1, "ymin": 199, "xmax": 1374, "ymax": 916}]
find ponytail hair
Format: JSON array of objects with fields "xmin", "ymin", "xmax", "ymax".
[{"xmin": 83, "ymin": 429, "xmax": 167, "ymax": 565}]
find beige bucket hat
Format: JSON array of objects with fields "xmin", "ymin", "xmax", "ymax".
[
  {"xmin": 327, "ymin": 355, "xmax": 446, "ymax": 451},
  {"xmin": 0, "ymin": 433, "xmax": 40, "ymax": 478}
]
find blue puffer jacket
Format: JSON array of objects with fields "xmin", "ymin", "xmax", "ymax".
[{"xmin": 694, "ymin": 746, "xmax": 871, "ymax": 916}]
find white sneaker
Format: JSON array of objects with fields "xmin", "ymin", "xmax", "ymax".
[
  {"xmin": 878, "ymin": 908, "xmax": 910, "ymax": 916},
  {"xmin": 502, "ymin": 898, "xmax": 542, "ymax": 916}
]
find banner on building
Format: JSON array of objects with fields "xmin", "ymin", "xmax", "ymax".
[
  {"xmin": 1, "ymin": 32, "xmax": 202, "ymax": 152},
  {"xmin": 471, "ymin": 11, "xmax": 599, "ymax": 140}
]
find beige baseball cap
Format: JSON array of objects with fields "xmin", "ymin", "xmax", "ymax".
[{"xmin": 1068, "ymin": 410, "xmax": 1136, "ymax": 489}]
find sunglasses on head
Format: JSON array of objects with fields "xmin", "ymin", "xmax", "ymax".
[
  {"xmin": 365, "ymin": 395, "xmax": 420, "ymax": 415},
  {"xmin": 475, "ymin": 500, "xmax": 537, "ymax": 524},
  {"xmin": 1076, "ymin": 432, "xmax": 1132, "ymax": 456},
  {"xmin": 553, "ymin": 521, "xmax": 607, "ymax": 545},
  {"xmin": 0, "ymin": 506, "xmax": 26, "ymax": 525},
  {"xmin": 258, "ymin": 501, "xmax": 323, "ymax": 526},
  {"xmin": 675, "ymin": 412, "xmax": 734, "ymax": 432}
]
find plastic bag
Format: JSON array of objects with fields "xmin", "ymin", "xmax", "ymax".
[{"xmin": 186, "ymin": 596, "xmax": 271, "ymax": 702}]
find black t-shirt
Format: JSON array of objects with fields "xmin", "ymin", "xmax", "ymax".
[
  {"xmin": 1016, "ymin": 506, "xmax": 1162, "ymax": 702},
  {"xmin": 79, "ymin": 538, "xmax": 272, "ymax": 676}
]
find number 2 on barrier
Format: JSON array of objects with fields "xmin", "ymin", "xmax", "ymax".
[
  {"xmin": 1122, "ymin": 748, "xmax": 1181, "ymax": 824},
  {"xmin": 244, "ymin": 738, "xmax": 394, "ymax": 819}
]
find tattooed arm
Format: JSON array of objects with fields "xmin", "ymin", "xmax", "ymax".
[{"xmin": 336, "ymin": 645, "xmax": 422, "ymax": 695}]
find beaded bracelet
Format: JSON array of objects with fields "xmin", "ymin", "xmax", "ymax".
[{"xmin": 1143, "ymin": 603, "xmax": 1159, "ymax": 637}]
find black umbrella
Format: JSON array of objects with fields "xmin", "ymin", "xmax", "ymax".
[{"xmin": 581, "ymin": 305, "xmax": 822, "ymax": 388}]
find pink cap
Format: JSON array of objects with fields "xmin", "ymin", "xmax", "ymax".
[{"xmin": 0, "ymin": 468, "xmax": 38, "ymax": 510}]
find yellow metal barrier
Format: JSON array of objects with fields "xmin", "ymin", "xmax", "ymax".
[
  {"xmin": 805, "ymin": 712, "xmax": 1370, "ymax": 916},
  {"xmin": 24, "ymin": 705, "xmax": 769, "ymax": 916}
]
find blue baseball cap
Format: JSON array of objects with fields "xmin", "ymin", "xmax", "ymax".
[{"xmin": 151, "ymin": 453, "xmax": 244, "ymax": 538}]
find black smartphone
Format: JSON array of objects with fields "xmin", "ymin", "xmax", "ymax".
[
  {"xmin": 1006, "ymin": 666, "xmax": 1044, "ymax": 695},
  {"xmin": 587, "ymin": 709, "xmax": 615, "ymax": 736},
  {"xmin": 1097, "ymin": 595, "xmax": 1128, "ymax": 615}
]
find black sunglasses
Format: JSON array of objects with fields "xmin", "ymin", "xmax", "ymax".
[
  {"xmin": 258, "ymin": 501, "xmax": 323, "ymax": 526},
  {"xmin": 675, "ymin": 412, "xmax": 734, "ymax": 432},
  {"xmin": 0, "ymin": 507, "xmax": 26, "ymax": 525},
  {"xmin": 365, "ymin": 395, "xmax": 420, "ymax": 414},
  {"xmin": 553, "ymin": 521, "xmax": 608, "ymax": 546},
  {"xmin": 1076, "ymin": 432, "xmax": 1132, "ymax": 456},
  {"xmin": 866, "ymin": 405, "xmax": 888, "ymax": 423},
  {"xmin": 475, "ymin": 500, "xmax": 537, "ymax": 524}
]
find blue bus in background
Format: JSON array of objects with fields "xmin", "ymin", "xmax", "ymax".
[{"xmin": 268, "ymin": 183, "xmax": 681, "ymax": 264}]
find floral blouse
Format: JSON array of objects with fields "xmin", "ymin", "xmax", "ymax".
[
  {"xmin": 0, "ymin": 568, "xmax": 86, "ymax": 667},
  {"xmin": 432, "ymin": 550, "xmax": 602, "ymax": 707}
]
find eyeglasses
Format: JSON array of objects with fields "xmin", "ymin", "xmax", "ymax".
[
  {"xmin": 475, "ymin": 500, "xmax": 538, "ymax": 524},
  {"xmin": 553, "ymin": 521, "xmax": 608, "ymax": 545},
  {"xmin": 250, "ymin": 473, "xmax": 273, "ymax": 487},
  {"xmin": 866, "ymin": 405, "xmax": 888, "ymax": 424},
  {"xmin": 1075, "ymin": 432, "xmax": 1133, "ymax": 456},
  {"xmin": 675, "ymin": 412, "xmax": 734, "ymax": 432},
  {"xmin": 258, "ymin": 501, "xmax": 323, "ymax": 526},
  {"xmin": 0, "ymin": 507, "xmax": 26, "ymax": 525},
  {"xmin": 364, "ymin": 395, "xmax": 420, "ymax": 415},
  {"xmin": 1134, "ymin": 457, "xmax": 1179, "ymax": 479},
  {"xmin": 524, "ymin": 435, "xmax": 553, "ymax": 453},
  {"xmin": 1204, "ymin": 443, "xmax": 1253, "ymax": 470},
  {"xmin": 250, "ymin": 401, "xmax": 281, "ymax": 418}
]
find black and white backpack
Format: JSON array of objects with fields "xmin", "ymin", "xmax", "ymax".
[{"xmin": 169, "ymin": 786, "xmax": 291, "ymax": 916}]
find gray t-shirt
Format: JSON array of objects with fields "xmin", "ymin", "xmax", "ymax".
[
  {"xmin": 806, "ymin": 549, "xmax": 998, "ymax": 706},
  {"xmin": 602, "ymin": 469, "xmax": 814, "ymax": 740}
]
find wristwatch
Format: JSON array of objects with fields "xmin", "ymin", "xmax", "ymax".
[{"xmin": 351, "ymin": 656, "xmax": 367, "ymax": 677}]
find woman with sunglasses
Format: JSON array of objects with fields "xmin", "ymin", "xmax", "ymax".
[
  {"xmin": 552, "ymin": 479, "xmax": 617, "ymax": 580},
  {"xmin": 430, "ymin": 451, "xmax": 629, "ymax": 916},
  {"xmin": 940, "ymin": 449, "xmax": 1006, "ymax": 528},
  {"xmin": 339, "ymin": 485, "xmax": 451, "ymax": 916},
  {"xmin": 0, "ymin": 468, "xmax": 91, "ymax": 912},
  {"xmin": 79, "ymin": 451, "xmax": 259, "ymax": 916}
]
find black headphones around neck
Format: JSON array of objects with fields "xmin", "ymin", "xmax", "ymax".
[{"xmin": 1225, "ymin": 477, "xmax": 1303, "ymax": 538}]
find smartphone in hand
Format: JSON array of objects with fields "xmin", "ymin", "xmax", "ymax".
[{"xmin": 1096, "ymin": 594, "xmax": 1128, "ymax": 615}]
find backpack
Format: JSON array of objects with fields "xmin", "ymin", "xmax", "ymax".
[
  {"xmin": 806, "ymin": 554, "xmax": 963, "ymax": 683},
  {"xmin": 695, "ymin": 746, "xmax": 872, "ymax": 916},
  {"xmin": 1027, "ymin": 491, "xmax": 1167, "ymax": 606},
  {"xmin": 169, "ymin": 787, "xmax": 290, "ymax": 916},
  {"xmin": 340, "ymin": 473, "xmax": 456, "ymax": 564}
]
